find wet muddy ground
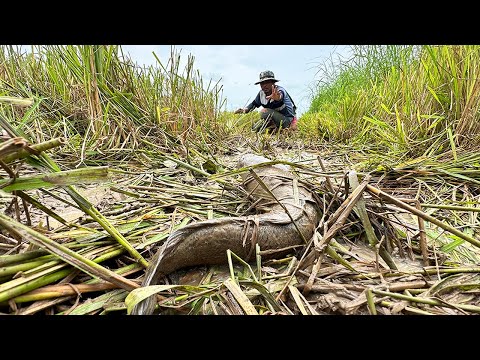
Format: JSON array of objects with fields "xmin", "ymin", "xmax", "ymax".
[{"xmin": 1, "ymin": 143, "xmax": 479, "ymax": 315}]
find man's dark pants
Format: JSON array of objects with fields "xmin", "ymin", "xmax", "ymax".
[{"xmin": 253, "ymin": 108, "xmax": 293, "ymax": 132}]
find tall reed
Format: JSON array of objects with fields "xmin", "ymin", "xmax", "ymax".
[
  {"xmin": 0, "ymin": 45, "xmax": 225, "ymax": 162},
  {"xmin": 306, "ymin": 45, "xmax": 480, "ymax": 158}
]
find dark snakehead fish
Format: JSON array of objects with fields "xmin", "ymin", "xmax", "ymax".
[{"xmin": 131, "ymin": 153, "xmax": 319, "ymax": 315}]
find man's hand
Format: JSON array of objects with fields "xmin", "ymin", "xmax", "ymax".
[
  {"xmin": 234, "ymin": 108, "xmax": 247, "ymax": 114},
  {"xmin": 266, "ymin": 85, "xmax": 282, "ymax": 101}
]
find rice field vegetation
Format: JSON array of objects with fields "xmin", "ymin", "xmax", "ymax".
[
  {"xmin": 0, "ymin": 45, "xmax": 227, "ymax": 166},
  {"xmin": 305, "ymin": 46, "xmax": 480, "ymax": 157},
  {"xmin": 1, "ymin": 45, "xmax": 480, "ymax": 315}
]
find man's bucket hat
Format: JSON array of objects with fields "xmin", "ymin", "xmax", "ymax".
[{"xmin": 255, "ymin": 70, "xmax": 279, "ymax": 84}]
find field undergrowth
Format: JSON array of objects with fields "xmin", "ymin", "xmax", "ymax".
[{"xmin": 0, "ymin": 45, "xmax": 480, "ymax": 315}]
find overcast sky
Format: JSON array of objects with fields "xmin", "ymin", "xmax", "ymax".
[{"xmin": 121, "ymin": 45, "xmax": 351, "ymax": 116}]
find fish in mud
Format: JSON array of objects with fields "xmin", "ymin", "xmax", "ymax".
[{"xmin": 131, "ymin": 153, "xmax": 320, "ymax": 315}]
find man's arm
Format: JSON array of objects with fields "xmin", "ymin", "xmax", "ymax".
[
  {"xmin": 235, "ymin": 103, "xmax": 255, "ymax": 114},
  {"xmin": 235, "ymin": 93, "xmax": 260, "ymax": 114}
]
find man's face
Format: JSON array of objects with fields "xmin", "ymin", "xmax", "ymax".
[{"xmin": 260, "ymin": 80, "xmax": 275, "ymax": 95}]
